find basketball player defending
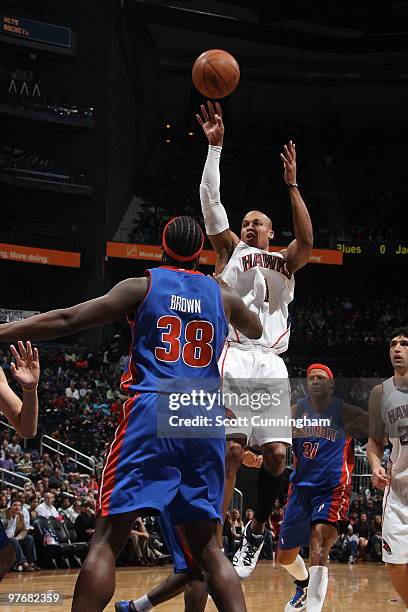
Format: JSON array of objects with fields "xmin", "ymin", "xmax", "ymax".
[
  {"xmin": 196, "ymin": 101, "xmax": 313, "ymax": 578},
  {"xmin": 367, "ymin": 327, "xmax": 408, "ymax": 610},
  {"xmin": 278, "ymin": 364, "xmax": 368, "ymax": 611},
  {"xmin": 0, "ymin": 341, "xmax": 40, "ymax": 578},
  {"xmin": 0, "ymin": 216, "xmax": 261, "ymax": 612}
]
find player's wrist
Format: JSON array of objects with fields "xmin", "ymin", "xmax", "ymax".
[
  {"xmin": 286, "ymin": 182, "xmax": 299, "ymax": 189},
  {"xmin": 22, "ymin": 384, "xmax": 38, "ymax": 392}
]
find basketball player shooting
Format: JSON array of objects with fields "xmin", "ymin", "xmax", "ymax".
[
  {"xmin": 0, "ymin": 216, "xmax": 261, "ymax": 612},
  {"xmin": 0, "ymin": 341, "xmax": 40, "ymax": 578},
  {"xmin": 367, "ymin": 327, "xmax": 408, "ymax": 609},
  {"xmin": 196, "ymin": 101, "xmax": 313, "ymax": 578}
]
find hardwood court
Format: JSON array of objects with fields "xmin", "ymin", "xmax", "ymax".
[{"xmin": 0, "ymin": 561, "xmax": 402, "ymax": 611}]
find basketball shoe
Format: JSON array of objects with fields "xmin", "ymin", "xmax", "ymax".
[
  {"xmin": 115, "ymin": 602, "xmax": 136, "ymax": 612},
  {"xmin": 232, "ymin": 521, "xmax": 265, "ymax": 579},
  {"xmin": 284, "ymin": 580, "xmax": 308, "ymax": 611}
]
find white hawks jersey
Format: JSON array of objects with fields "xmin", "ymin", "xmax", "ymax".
[
  {"xmin": 381, "ymin": 376, "xmax": 408, "ymax": 483},
  {"xmin": 220, "ymin": 241, "xmax": 295, "ymax": 352}
]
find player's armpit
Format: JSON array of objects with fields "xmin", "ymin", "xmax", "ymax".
[
  {"xmin": 281, "ymin": 237, "xmax": 312, "ymax": 274},
  {"xmin": 208, "ymin": 230, "xmax": 240, "ymax": 275},
  {"xmin": 221, "ymin": 285, "xmax": 262, "ymax": 339}
]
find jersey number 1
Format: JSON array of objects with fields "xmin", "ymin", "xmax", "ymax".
[{"xmin": 155, "ymin": 315, "xmax": 214, "ymax": 368}]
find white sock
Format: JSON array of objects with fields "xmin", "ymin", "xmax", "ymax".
[
  {"xmin": 306, "ymin": 566, "xmax": 328, "ymax": 612},
  {"xmin": 132, "ymin": 594, "xmax": 153, "ymax": 611},
  {"xmin": 281, "ymin": 554, "xmax": 309, "ymax": 582}
]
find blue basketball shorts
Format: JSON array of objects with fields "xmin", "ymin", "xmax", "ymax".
[
  {"xmin": 279, "ymin": 483, "xmax": 351, "ymax": 550},
  {"xmin": 159, "ymin": 508, "xmax": 201, "ymax": 574},
  {"xmin": 98, "ymin": 393, "xmax": 225, "ymax": 526}
]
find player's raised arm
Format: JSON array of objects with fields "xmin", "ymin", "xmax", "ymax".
[
  {"xmin": 220, "ymin": 284, "xmax": 262, "ymax": 339},
  {"xmin": 0, "ymin": 277, "xmax": 148, "ymax": 342},
  {"xmin": 367, "ymin": 384, "xmax": 389, "ymax": 489},
  {"xmin": 196, "ymin": 101, "xmax": 239, "ymax": 274},
  {"xmin": 0, "ymin": 342, "xmax": 39, "ymax": 438},
  {"xmin": 279, "ymin": 141, "xmax": 313, "ymax": 274}
]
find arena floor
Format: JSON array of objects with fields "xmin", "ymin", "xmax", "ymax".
[{"xmin": 0, "ymin": 561, "xmax": 403, "ymax": 611}]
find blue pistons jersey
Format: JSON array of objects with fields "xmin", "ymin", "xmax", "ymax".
[
  {"xmin": 291, "ymin": 396, "xmax": 354, "ymax": 491},
  {"xmin": 121, "ymin": 266, "xmax": 229, "ymax": 394}
]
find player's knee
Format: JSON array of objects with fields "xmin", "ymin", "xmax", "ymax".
[
  {"xmin": 226, "ymin": 442, "xmax": 244, "ymax": 473},
  {"xmin": 262, "ymin": 443, "xmax": 286, "ymax": 475},
  {"xmin": 309, "ymin": 549, "xmax": 327, "ymax": 566},
  {"xmin": 276, "ymin": 548, "xmax": 297, "ymax": 566}
]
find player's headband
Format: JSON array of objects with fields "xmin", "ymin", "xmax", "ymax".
[
  {"xmin": 162, "ymin": 217, "xmax": 204, "ymax": 263},
  {"xmin": 307, "ymin": 363, "xmax": 334, "ymax": 379}
]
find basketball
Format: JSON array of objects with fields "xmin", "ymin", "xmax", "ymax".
[{"xmin": 192, "ymin": 49, "xmax": 240, "ymax": 99}]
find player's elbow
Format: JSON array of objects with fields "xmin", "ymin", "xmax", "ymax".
[
  {"xmin": 300, "ymin": 234, "xmax": 314, "ymax": 254},
  {"xmin": 16, "ymin": 425, "xmax": 36, "ymax": 439},
  {"xmin": 58, "ymin": 309, "xmax": 77, "ymax": 336}
]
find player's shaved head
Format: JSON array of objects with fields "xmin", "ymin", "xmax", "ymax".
[
  {"xmin": 241, "ymin": 210, "xmax": 274, "ymax": 250},
  {"xmin": 244, "ymin": 211, "xmax": 272, "ymax": 229}
]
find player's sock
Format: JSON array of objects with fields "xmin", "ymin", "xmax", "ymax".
[
  {"xmin": 282, "ymin": 555, "xmax": 309, "ymax": 582},
  {"xmin": 306, "ymin": 566, "xmax": 328, "ymax": 612},
  {"xmin": 254, "ymin": 466, "xmax": 286, "ymax": 525},
  {"xmin": 131, "ymin": 595, "xmax": 153, "ymax": 611}
]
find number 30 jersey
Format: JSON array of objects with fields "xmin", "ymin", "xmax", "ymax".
[
  {"xmin": 121, "ymin": 266, "xmax": 228, "ymax": 394},
  {"xmin": 291, "ymin": 397, "xmax": 354, "ymax": 491},
  {"xmin": 220, "ymin": 241, "xmax": 294, "ymax": 353}
]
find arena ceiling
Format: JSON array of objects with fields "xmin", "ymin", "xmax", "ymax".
[{"xmin": 131, "ymin": 0, "xmax": 408, "ymax": 53}]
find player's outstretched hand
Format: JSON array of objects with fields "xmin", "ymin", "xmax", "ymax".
[
  {"xmin": 280, "ymin": 140, "xmax": 297, "ymax": 186},
  {"xmin": 10, "ymin": 341, "xmax": 40, "ymax": 391},
  {"xmin": 371, "ymin": 465, "xmax": 389, "ymax": 489},
  {"xmin": 196, "ymin": 101, "xmax": 224, "ymax": 146}
]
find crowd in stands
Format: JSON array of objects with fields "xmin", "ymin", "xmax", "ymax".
[
  {"xmin": 328, "ymin": 125, "xmax": 407, "ymax": 244},
  {"xmin": 291, "ymin": 295, "xmax": 407, "ymax": 352}
]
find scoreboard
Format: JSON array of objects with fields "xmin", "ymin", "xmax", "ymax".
[
  {"xmin": 0, "ymin": 15, "xmax": 75, "ymax": 54},
  {"xmin": 336, "ymin": 241, "xmax": 408, "ymax": 256}
]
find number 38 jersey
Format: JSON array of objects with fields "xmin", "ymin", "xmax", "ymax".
[
  {"xmin": 121, "ymin": 266, "xmax": 228, "ymax": 394},
  {"xmin": 220, "ymin": 241, "xmax": 294, "ymax": 353},
  {"xmin": 291, "ymin": 397, "xmax": 354, "ymax": 491}
]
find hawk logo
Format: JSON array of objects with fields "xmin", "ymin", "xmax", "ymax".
[
  {"xmin": 317, "ymin": 504, "xmax": 325, "ymax": 513},
  {"xmin": 382, "ymin": 539, "xmax": 392, "ymax": 555}
]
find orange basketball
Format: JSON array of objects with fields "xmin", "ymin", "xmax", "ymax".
[{"xmin": 192, "ymin": 49, "xmax": 240, "ymax": 99}]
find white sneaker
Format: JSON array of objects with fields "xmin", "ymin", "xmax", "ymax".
[{"xmin": 232, "ymin": 521, "xmax": 265, "ymax": 580}]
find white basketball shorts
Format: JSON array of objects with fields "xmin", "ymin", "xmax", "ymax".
[
  {"xmin": 382, "ymin": 479, "xmax": 408, "ymax": 564},
  {"xmin": 218, "ymin": 341, "xmax": 292, "ymax": 447}
]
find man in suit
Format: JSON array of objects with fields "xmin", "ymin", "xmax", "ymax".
[{"xmin": 0, "ymin": 499, "xmax": 38, "ymax": 571}]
